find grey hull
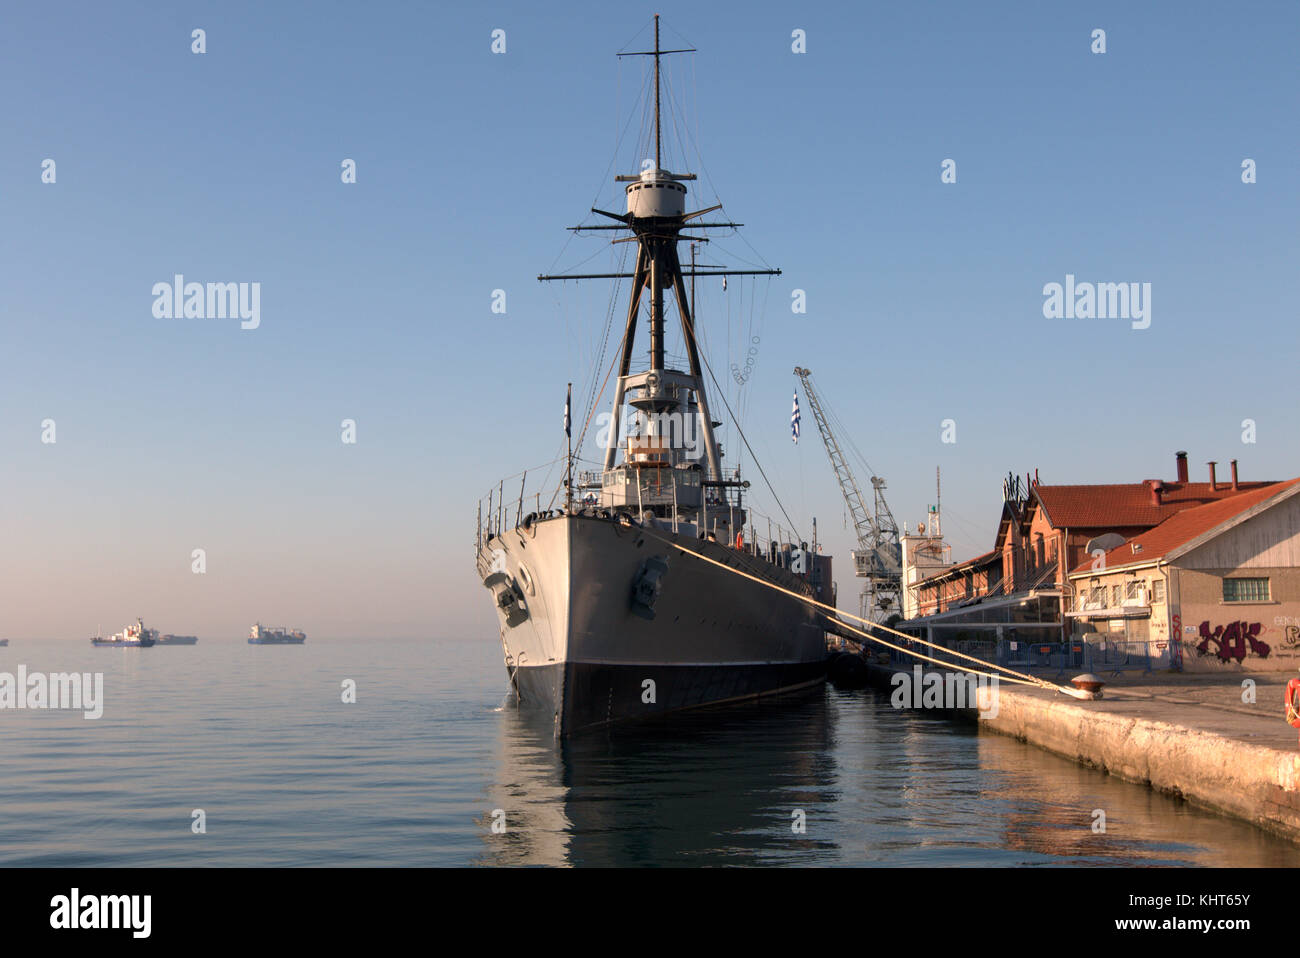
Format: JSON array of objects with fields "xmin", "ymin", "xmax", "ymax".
[{"xmin": 481, "ymin": 513, "xmax": 828, "ymax": 735}]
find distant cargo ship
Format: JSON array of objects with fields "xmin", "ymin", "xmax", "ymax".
[
  {"xmin": 0, "ymin": 639, "xmax": 8, "ymax": 647},
  {"xmin": 156, "ymin": 634, "xmax": 199, "ymax": 646},
  {"xmin": 91, "ymin": 618, "xmax": 156, "ymax": 647},
  {"xmin": 248, "ymin": 623, "xmax": 306, "ymax": 645}
]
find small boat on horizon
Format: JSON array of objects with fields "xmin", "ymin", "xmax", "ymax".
[
  {"xmin": 248, "ymin": 623, "xmax": 306, "ymax": 645},
  {"xmin": 91, "ymin": 618, "xmax": 156, "ymax": 648}
]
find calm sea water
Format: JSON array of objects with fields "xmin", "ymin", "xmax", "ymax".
[{"xmin": 0, "ymin": 637, "xmax": 1288, "ymax": 866}]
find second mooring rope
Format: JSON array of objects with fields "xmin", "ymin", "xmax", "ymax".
[{"xmin": 633, "ymin": 522, "xmax": 1088, "ymax": 698}]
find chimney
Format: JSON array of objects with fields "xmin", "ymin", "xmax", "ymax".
[
  {"xmin": 1149, "ymin": 480, "xmax": 1164, "ymax": 506},
  {"xmin": 1207, "ymin": 461, "xmax": 1217, "ymax": 490},
  {"xmin": 1230, "ymin": 459, "xmax": 1239, "ymax": 491},
  {"xmin": 1175, "ymin": 451, "xmax": 1189, "ymax": 483}
]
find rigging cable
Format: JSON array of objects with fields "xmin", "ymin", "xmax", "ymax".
[
  {"xmin": 632, "ymin": 523, "xmax": 1092, "ymax": 699},
  {"xmin": 697, "ymin": 346, "xmax": 802, "ymax": 542}
]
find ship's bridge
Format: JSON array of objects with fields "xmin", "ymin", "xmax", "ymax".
[{"xmin": 585, "ymin": 367, "xmax": 752, "ymax": 531}]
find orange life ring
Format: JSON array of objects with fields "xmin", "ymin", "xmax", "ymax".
[
  {"xmin": 735, "ymin": 531, "xmax": 744, "ymax": 550},
  {"xmin": 1285, "ymin": 678, "xmax": 1300, "ymax": 729}
]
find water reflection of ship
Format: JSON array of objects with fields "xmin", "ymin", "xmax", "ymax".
[{"xmin": 476, "ymin": 686, "xmax": 832, "ymax": 866}]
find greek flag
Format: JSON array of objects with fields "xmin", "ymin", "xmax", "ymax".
[
  {"xmin": 564, "ymin": 384, "xmax": 571, "ymax": 438},
  {"xmin": 791, "ymin": 392, "xmax": 800, "ymax": 443}
]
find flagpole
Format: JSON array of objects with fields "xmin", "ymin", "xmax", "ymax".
[{"xmin": 565, "ymin": 382, "xmax": 573, "ymax": 512}]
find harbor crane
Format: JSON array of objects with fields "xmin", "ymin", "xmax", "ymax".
[{"xmin": 794, "ymin": 366, "xmax": 902, "ymax": 622}]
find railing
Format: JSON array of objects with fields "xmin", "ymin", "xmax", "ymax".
[
  {"xmin": 473, "ymin": 461, "xmax": 818, "ymax": 587},
  {"xmin": 475, "ymin": 457, "xmax": 572, "ymax": 557},
  {"xmin": 1085, "ymin": 636, "xmax": 1156, "ymax": 674},
  {"xmin": 998, "ymin": 638, "xmax": 1153, "ymax": 676},
  {"xmin": 876, "ymin": 635, "xmax": 1159, "ymax": 678}
]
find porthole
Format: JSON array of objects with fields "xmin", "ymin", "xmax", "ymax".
[{"xmin": 518, "ymin": 563, "xmax": 536, "ymax": 596}]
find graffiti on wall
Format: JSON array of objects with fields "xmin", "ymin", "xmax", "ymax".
[{"xmin": 1195, "ymin": 620, "xmax": 1270, "ymax": 663}]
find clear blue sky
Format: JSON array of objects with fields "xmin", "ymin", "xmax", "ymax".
[{"xmin": 2, "ymin": 1, "xmax": 1296, "ymax": 640}]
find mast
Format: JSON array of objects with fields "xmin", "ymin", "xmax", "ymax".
[
  {"xmin": 654, "ymin": 14, "xmax": 662, "ymax": 170},
  {"xmin": 538, "ymin": 16, "xmax": 780, "ymax": 482}
]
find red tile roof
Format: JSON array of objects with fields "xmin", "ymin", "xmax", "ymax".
[
  {"xmin": 1068, "ymin": 477, "xmax": 1300, "ymax": 574},
  {"xmin": 1033, "ymin": 480, "xmax": 1279, "ymax": 530}
]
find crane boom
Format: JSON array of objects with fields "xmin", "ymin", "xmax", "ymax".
[
  {"xmin": 794, "ymin": 366, "xmax": 902, "ymax": 621},
  {"xmin": 795, "ymin": 366, "xmax": 875, "ymax": 552}
]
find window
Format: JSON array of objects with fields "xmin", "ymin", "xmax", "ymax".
[
  {"xmin": 1125, "ymin": 579, "xmax": 1145, "ymax": 600},
  {"xmin": 1111, "ymin": 585, "xmax": 1122, "ymax": 605},
  {"xmin": 1151, "ymin": 579, "xmax": 1166, "ymax": 604},
  {"xmin": 1223, "ymin": 577, "xmax": 1269, "ymax": 602}
]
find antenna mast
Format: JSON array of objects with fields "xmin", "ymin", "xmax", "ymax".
[
  {"xmin": 538, "ymin": 18, "xmax": 781, "ymax": 489},
  {"xmin": 654, "ymin": 14, "xmax": 662, "ymax": 169}
]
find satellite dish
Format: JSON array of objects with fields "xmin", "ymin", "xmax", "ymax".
[{"xmin": 1085, "ymin": 533, "xmax": 1125, "ymax": 554}]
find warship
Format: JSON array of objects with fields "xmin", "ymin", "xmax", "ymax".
[{"xmin": 476, "ymin": 17, "xmax": 832, "ymax": 737}]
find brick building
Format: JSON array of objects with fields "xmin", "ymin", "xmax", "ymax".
[
  {"xmin": 1067, "ymin": 477, "xmax": 1300, "ymax": 671},
  {"xmin": 905, "ymin": 452, "xmax": 1283, "ymax": 650}
]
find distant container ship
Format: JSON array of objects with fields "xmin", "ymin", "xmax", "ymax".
[
  {"xmin": 156, "ymin": 634, "xmax": 199, "ymax": 646},
  {"xmin": 248, "ymin": 623, "xmax": 306, "ymax": 645},
  {"xmin": 91, "ymin": 618, "xmax": 156, "ymax": 647}
]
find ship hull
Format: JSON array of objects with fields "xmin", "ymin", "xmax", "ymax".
[
  {"xmin": 512, "ymin": 660, "xmax": 827, "ymax": 732},
  {"xmin": 248, "ymin": 637, "xmax": 305, "ymax": 645},
  {"xmin": 480, "ymin": 513, "xmax": 828, "ymax": 736},
  {"xmin": 157, "ymin": 636, "xmax": 199, "ymax": 646}
]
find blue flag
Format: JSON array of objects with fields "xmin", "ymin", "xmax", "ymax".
[
  {"xmin": 564, "ymin": 384, "xmax": 571, "ymax": 438},
  {"xmin": 791, "ymin": 393, "xmax": 800, "ymax": 443}
]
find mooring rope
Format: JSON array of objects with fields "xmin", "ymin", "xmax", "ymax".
[{"xmin": 634, "ymin": 522, "xmax": 1088, "ymax": 698}]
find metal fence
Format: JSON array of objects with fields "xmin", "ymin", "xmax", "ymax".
[
  {"xmin": 997, "ymin": 638, "xmax": 1153, "ymax": 676},
  {"xmin": 866, "ymin": 634, "xmax": 1163, "ymax": 677},
  {"xmin": 1083, "ymin": 637, "xmax": 1155, "ymax": 674}
]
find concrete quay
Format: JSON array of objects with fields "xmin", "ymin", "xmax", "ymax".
[{"xmin": 862, "ymin": 661, "xmax": 1300, "ymax": 842}]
